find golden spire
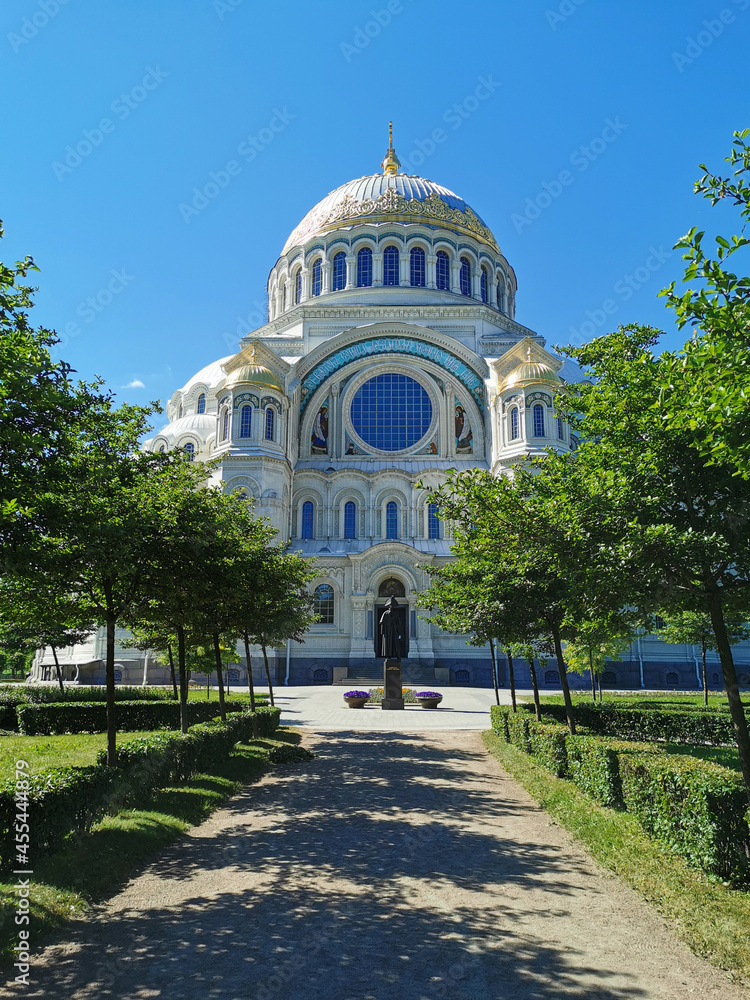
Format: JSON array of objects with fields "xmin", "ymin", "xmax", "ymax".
[
  {"xmin": 248, "ymin": 345, "xmax": 257, "ymax": 364},
  {"xmin": 381, "ymin": 121, "xmax": 401, "ymax": 176}
]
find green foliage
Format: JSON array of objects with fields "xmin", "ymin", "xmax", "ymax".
[
  {"xmin": 491, "ymin": 704, "xmax": 748, "ymax": 877},
  {"xmin": 566, "ymin": 735, "xmax": 661, "ymax": 807},
  {"xmin": 618, "ymin": 752, "xmax": 749, "ymax": 877},
  {"xmin": 0, "ymin": 706, "xmax": 280, "ymax": 872},
  {"xmin": 16, "ymin": 699, "xmax": 246, "ymax": 736},
  {"xmin": 517, "ymin": 701, "xmax": 739, "ymax": 745}
]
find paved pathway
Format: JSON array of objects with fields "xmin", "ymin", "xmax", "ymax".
[
  {"xmin": 269, "ymin": 684, "xmax": 506, "ymax": 730},
  {"xmin": 7, "ymin": 730, "xmax": 745, "ymax": 999}
]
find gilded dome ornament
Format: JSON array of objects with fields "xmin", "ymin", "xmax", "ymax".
[{"xmin": 381, "ymin": 121, "xmax": 401, "ymax": 176}]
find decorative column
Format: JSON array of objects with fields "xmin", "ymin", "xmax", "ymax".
[
  {"xmin": 426, "ymin": 253, "xmax": 437, "ymax": 289},
  {"xmin": 489, "ymin": 272, "xmax": 498, "ymax": 308},
  {"xmin": 373, "ymin": 251, "xmax": 383, "ymax": 287},
  {"xmin": 345, "ymin": 254, "xmax": 355, "ymax": 289},
  {"xmin": 472, "ymin": 269, "xmax": 482, "ymax": 301},
  {"xmin": 322, "ymin": 259, "xmax": 332, "ymax": 294},
  {"xmin": 399, "ymin": 250, "xmax": 410, "ymax": 286},
  {"xmin": 300, "ymin": 266, "xmax": 311, "ymax": 302},
  {"xmin": 330, "ymin": 382, "xmax": 340, "ymax": 460},
  {"xmin": 450, "ymin": 259, "xmax": 461, "ymax": 293}
]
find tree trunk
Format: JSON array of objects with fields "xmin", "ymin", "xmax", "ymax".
[
  {"xmin": 489, "ymin": 639, "xmax": 500, "ymax": 706},
  {"xmin": 597, "ymin": 670, "xmax": 603, "ymax": 703},
  {"xmin": 707, "ymin": 589, "xmax": 750, "ymax": 803},
  {"xmin": 701, "ymin": 641, "xmax": 708, "ymax": 708},
  {"xmin": 528, "ymin": 658, "xmax": 541, "ymax": 722},
  {"xmin": 261, "ymin": 642, "xmax": 274, "ymax": 707},
  {"xmin": 51, "ymin": 646, "xmax": 65, "ymax": 695},
  {"xmin": 506, "ymin": 648, "xmax": 517, "ymax": 712},
  {"xmin": 167, "ymin": 643, "xmax": 178, "ymax": 700},
  {"xmin": 105, "ymin": 614, "xmax": 117, "ymax": 767},
  {"xmin": 588, "ymin": 648, "xmax": 597, "ymax": 704},
  {"xmin": 243, "ymin": 632, "xmax": 256, "ymax": 713},
  {"xmin": 177, "ymin": 625, "xmax": 189, "ymax": 734},
  {"xmin": 213, "ymin": 632, "xmax": 227, "ymax": 722},
  {"xmin": 551, "ymin": 626, "xmax": 576, "ymax": 734}
]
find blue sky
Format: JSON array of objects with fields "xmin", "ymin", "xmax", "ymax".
[{"xmin": 1, "ymin": 0, "xmax": 749, "ymax": 416}]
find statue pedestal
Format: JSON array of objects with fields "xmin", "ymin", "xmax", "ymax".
[{"xmin": 382, "ymin": 658, "xmax": 404, "ymax": 710}]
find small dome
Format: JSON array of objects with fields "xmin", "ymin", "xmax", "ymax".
[
  {"xmin": 149, "ymin": 412, "xmax": 216, "ymax": 448},
  {"xmin": 503, "ymin": 360, "xmax": 562, "ymax": 390},
  {"xmin": 229, "ymin": 363, "xmax": 283, "ymax": 391},
  {"xmin": 179, "ymin": 356, "xmax": 233, "ymax": 394}
]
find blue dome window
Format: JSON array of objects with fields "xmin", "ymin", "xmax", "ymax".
[
  {"xmin": 265, "ymin": 407, "xmax": 275, "ymax": 441},
  {"xmin": 197, "ymin": 393, "xmax": 206, "ymax": 414},
  {"xmin": 410, "ymin": 247, "xmax": 425, "ymax": 287},
  {"xmin": 332, "ymin": 252, "xmax": 346, "ymax": 291},
  {"xmin": 533, "ymin": 403, "xmax": 545, "ymax": 438},
  {"xmin": 480, "ymin": 267, "xmax": 488, "ymax": 303},
  {"xmin": 383, "ymin": 246, "xmax": 400, "ymax": 286},
  {"xmin": 183, "ymin": 442, "xmax": 195, "ymax": 461},
  {"xmin": 344, "ymin": 500, "xmax": 357, "ymax": 539},
  {"xmin": 436, "ymin": 251, "xmax": 450, "ymax": 291},
  {"xmin": 357, "ymin": 247, "xmax": 372, "ymax": 287},
  {"xmin": 460, "ymin": 256, "xmax": 471, "ymax": 296},
  {"xmin": 311, "ymin": 258, "xmax": 322, "ymax": 297},
  {"xmin": 294, "ymin": 269, "xmax": 302, "ymax": 304},
  {"xmin": 240, "ymin": 404, "xmax": 253, "ymax": 438},
  {"xmin": 427, "ymin": 503, "xmax": 440, "ymax": 539},
  {"xmin": 301, "ymin": 501, "xmax": 314, "ymax": 539},
  {"xmin": 386, "ymin": 501, "xmax": 399, "ymax": 539},
  {"xmin": 350, "ymin": 374, "xmax": 432, "ymax": 452}
]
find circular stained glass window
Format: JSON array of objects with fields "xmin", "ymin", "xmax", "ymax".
[{"xmin": 350, "ymin": 373, "xmax": 432, "ymax": 451}]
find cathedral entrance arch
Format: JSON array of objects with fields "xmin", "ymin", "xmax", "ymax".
[{"xmin": 374, "ymin": 577, "xmax": 409, "ymax": 658}]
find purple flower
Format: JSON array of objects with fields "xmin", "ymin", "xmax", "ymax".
[
  {"xmin": 416, "ymin": 691, "xmax": 442, "ymax": 699},
  {"xmin": 344, "ymin": 691, "xmax": 369, "ymax": 699}
]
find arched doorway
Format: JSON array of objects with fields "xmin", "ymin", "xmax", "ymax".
[{"xmin": 374, "ymin": 577, "xmax": 409, "ymax": 658}]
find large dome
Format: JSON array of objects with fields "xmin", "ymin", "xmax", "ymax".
[{"xmin": 282, "ymin": 172, "xmax": 499, "ymax": 255}]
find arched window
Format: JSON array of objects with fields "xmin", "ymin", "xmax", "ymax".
[
  {"xmin": 178, "ymin": 403, "xmax": 183, "ymax": 419},
  {"xmin": 344, "ymin": 500, "xmax": 356, "ymax": 539},
  {"xmin": 386, "ymin": 500, "xmax": 399, "ymax": 539},
  {"xmin": 436, "ymin": 250, "xmax": 450, "ymax": 291},
  {"xmin": 301, "ymin": 501, "xmax": 314, "ymax": 539},
  {"xmin": 480, "ymin": 267, "xmax": 488, "ymax": 303},
  {"xmin": 383, "ymin": 246, "xmax": 400, "ymax": 286},
  {"xmin": 221, "ymin": 409, "xmax": 230, "ymax": 441},
  {"xmin": 197, "ymin": 393, "xmax": 206, "ymax": 414},
  {"xmin": 510, "ymin": 407, "xmax": 519, "ymax": 441},
  {"xmin": 410, "ymin": 247, "xmax": 425, "ymax": 287},
  {"xmin": 311, "ymin": 258, "xmax": 322, "ymax": 297},
  {"xmin": 357, "ymin": 247, "xmax": 372, "ymax": 287},
  {"xmin": 545, "ymin": 670, "xmax": 561, "ymax": 684},
  {"xmin": 427, "ymin": 503, "xmax": 440, "ymax": 539},
  {"xmin": 332, "ymin": 252, "xmax": 346, "ymax": 291},
  {"xmin": 313, "ymin": 584, "xmax": 334, "ymax": 624},
  {"xmin": 557, "ymin": 416, "xmax": 564, "ymax": 440},
  {"xmin": 294, "ymin": 269, "xmax": 302, "ymax": 304},
  {"xmin": 265, "ymin": 407, "xmax": 274, "ymax": 441},
  {"xmin": 158, "ymin": 445, "xmax": 165, "ymax": 453},
  {"xmin": 460, "ymin": 256, "xmax": 471, "ymax": 296},
  {"xmin": 533, "ymin": 404, "xmax": 545, "ymax": 438},
  {"xmin": 183, "ymin": 442, "xmax": 195, "ymax": 461},
  {"xmin": 282, "ymin": 280, "xmax": 287, "ymax": 310},
  {"xmin": 240, "ymin": 404, "xmax": 253, "ymax": 438}
]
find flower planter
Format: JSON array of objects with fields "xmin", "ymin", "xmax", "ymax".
[
  {"xmin": 343, "ymin": 691, "xmax": 370, "ymax": 709},
  {"xmin": 416, "ymin": 692, "xmax": 443, "ymax": 709}
]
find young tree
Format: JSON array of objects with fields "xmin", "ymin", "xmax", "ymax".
[
  {"xmin": 560, "ymin": 324, "xmax": 750, "ymax": 799},
  {"xmin": 659, "ymin": 611, "xmax": 750, "ymax": 706},
  {"xmin": 563, "ymin": 634, "xmax": 632, "ymax": 704}
]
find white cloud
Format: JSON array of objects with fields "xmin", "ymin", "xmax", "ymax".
[{"xmin": 123, "ymin": 379, "xmax": 145, "ymax": 389}]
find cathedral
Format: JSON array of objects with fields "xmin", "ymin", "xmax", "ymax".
[{"xmin": 31, "ymin": 130, "xmax": 750, "ymax": 690}]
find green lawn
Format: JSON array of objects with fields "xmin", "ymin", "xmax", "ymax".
[
  {"xmin": 483, "ymin": 732, "xmax": 750, "ymax": 984},
  {"xmin": 0, "ymin": 729, "xmax": 308, "ymax": 965},
  {"xmin": 0, "ymin": 731, "xmax": 155, "ymax": 782}
]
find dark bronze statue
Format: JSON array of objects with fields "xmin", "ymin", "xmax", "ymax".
[{"xmin": 379, "ymin": 596, "xmax": 402, "ymax": 659}]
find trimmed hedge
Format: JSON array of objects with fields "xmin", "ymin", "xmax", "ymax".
[
  {"xmin": 0, "ymin": 705, "xmax": 282, "ymax": 872},
  {"xmin": 17, "ymin": 700, "xmax": 246, "ymax": 736},
  {"xmin": 619, "ymin": 752, "xmax": 749, "ymax": 877},
  {"xmin": 489, "ymin": 705, "xmax": 749, "ymax": 877},
  {"xmin": 566, "ymin": 735, "xmax": 662, "ymax": 808},
  {"xmin": 519, "ymin": 701, "xmax": 738, "ymax": 746}
]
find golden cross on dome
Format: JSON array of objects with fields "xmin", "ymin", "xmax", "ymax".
[
  {"xmin": 381, "ymin": 121, "xmax": 401, "ymax": 176},
  {"xmin": 526, "ymin": 345, "xmax": 533, "ymax": 361},
  {"xmin": 248, "ymin": 345, "xmax": 257, "ymax": 364}
]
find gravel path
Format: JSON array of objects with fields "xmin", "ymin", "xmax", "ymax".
[{"xmin": 6, "ymin": 731, "xmax": 746, "ymax": 999}]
